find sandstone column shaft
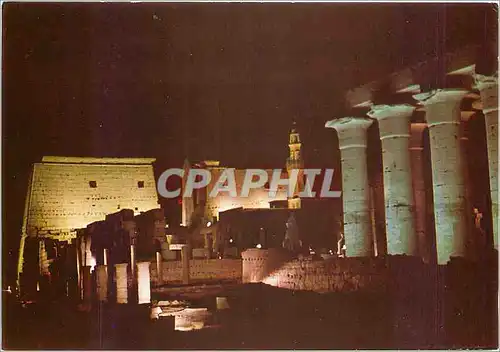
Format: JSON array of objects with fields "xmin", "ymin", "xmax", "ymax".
[
  {"xmin": 414, "ymin": 89, "xmax": 469, "ymax": 264},
  {"xmin": 326, "ymin": 117, "xmax": 374, "ymax": 257},
  {"xmin": 460, "ymin": 112, "xmax": 477, "ymax": 260},
  {"xmin": 475, "ymin": 75, "xmax": 498, "ymax": 250},
  {"xmin": 369, "ymin": 105, "xmax": 418, "ymax": 255},
  {"xmin": 115, "ymin": 263, "xmax": 128, "ymax": 304},
  {"xmin": 136, "ymin": 262, "xmax": 151, "ymax": 304},
  {"xmin": 410, "ymin": 123, "xmax": 430, "ymax": 262}
]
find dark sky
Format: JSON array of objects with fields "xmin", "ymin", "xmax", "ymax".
[{"xmin": 2, "ymin": 3, "xmax": 495, "ymax": 283}]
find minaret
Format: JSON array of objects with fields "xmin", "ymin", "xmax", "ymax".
[{"xmin": 286, "ymin": 122, "xmax": 304, "ymax": 209}]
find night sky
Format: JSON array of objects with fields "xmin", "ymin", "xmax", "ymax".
[{"xmin": 2, "ymin": 3, "xmax": 495, "ymax": 284}]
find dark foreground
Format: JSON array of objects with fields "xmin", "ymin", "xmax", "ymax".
[{"xmin": 3, "ymin": 278, "xmax": 498, "ymax": 350}]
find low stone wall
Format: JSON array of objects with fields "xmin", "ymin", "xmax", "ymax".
[
  {"xmin": 241, "ymin": 248, "xmax": 292, "ymax": 283},
  {"xmin": 261, "ymin": 257, "xmax": 389, "ymax": 293},
  {"xmin": 151, "ymin": 259, "xmax": 242, "ymax": 284}
]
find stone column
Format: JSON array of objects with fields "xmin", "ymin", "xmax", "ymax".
[
  {"xmin": 181, "ymin": 245, "xmax": 190, "ymax": 284},
  {"xmin": 369, "ymin": 186, "xmax": 378, "ymax": 256},
  {"xmin": 474, "ymin": 74, "xmax": 498, "ymax": 250},
  {"xmin": 96, "ymin": 265, "xmax": 108, "ymax": 302},
  {"xmin": 130, "ymin": 244, "xmax": 136, "ymax": 278},
  {"xmin": 368, "ymin": 105, "xmax": 418, "ymax": 255},
  {"xmin": 326, "ymin": 117, "xmax": 374, "ymax": 257},
  {"xmin": 155, "ymin": 252, "xmax": 163, "ymax": 286},
  {"xmin": 410, "ymin": 123, "xmax": 430, "ymax": 262},
  {"xmin": 82, "ymin": 266, "xmax": 92, "ymax": 309},
  {"xmin": 460, "ymin": 111, "xmax": 477, "ymax": 260},
  {"xmin": 136, "ymin": 262, "xmax": 151, "ymax": 304},
  {"xmin": 76, "ymin": 239, "xmax": 82, "ymax": 299},
  {"xmin": 414, "ymin": 89, "xmax": 469, "ymax": 264},
  {"xmin": 115, "ymin": 263, "xmax": 128, "ymax": 304}
]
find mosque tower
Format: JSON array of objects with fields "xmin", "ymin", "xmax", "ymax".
[{"xmin": 286, "ymin": 121, "xmax": 304, "ymax": 209}]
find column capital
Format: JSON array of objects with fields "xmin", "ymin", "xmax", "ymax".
[
  {"xmin": 413, "ymin": 89, "xmax": 468, "ymax": 106},
  {"xmin": 325, "ymin": 117, "xmax": 373, "ymax": 132},
  {"xmin": 368, "ymin": 104, "xmax": 415, "ymax": 140},
  {"xmin": 473, "ymin": 72, "xmax": 498, "ymax": 90},
  {"xmin": 473, "ymin": 73, "xmax": 498, "ymax": 113},
  {"xmin": 367, "ymin": 104, "xmax": 415, "ymax": 121},
  {"xmin": 413, "ymin": 89, "xmax": 468, "ymax": 126},
  {"xmin": 326, "ymin": 117, "xmax": 373, "ymax": 150}
]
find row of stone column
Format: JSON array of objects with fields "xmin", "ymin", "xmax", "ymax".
[
  {"xmin": 82, "ymin": 262, "xmax": 151, "ymax": 307},
  {"xmin": 327, "ymin": 78, "xmax": 498, "ymax": 265}
]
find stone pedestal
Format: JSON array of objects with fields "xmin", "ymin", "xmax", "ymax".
[
  {"xmin": 475, "ymin": 74, "xmax": 498, "ymax": 250},
  {"xmin": 326, "ymin": 117, "xmax": 374, "ymax": 257},
  {"xmin": 136, "ymin": 262, "xmax": 151, "ymax": 304},
  {"xmin": 414, "ymin": 89, "xmax": 469, "ymax": 264},
  {"xmin": 368, "ymin": 104, "xmax": 418, "ymax": 255},
  {"xmin": 96, "ymin": 265, "xmax": 108, "ymax": 302},
  {"xmin": 115, "ymin": 263, "xmax": 128, "ymax": 304}
]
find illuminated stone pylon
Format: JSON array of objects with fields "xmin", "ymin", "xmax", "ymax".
[
  {"xmin": 326, "ymin": 117, "xmax": 374, "ymax": 257},
  {"xmin": 414, "ymin": 89, "xmax": 469, "ymax": 264},
  {"xmin": 368, "ymin": 104, "xmax": 418, "ymax": 256},
  {"xmin": 474, "ymin": 74, "xmax": 498, "ymax": 251}
]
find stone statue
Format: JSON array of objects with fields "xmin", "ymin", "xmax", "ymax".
[
  {"xmin": 282, "ymin": 213, "xmax": 302, "ymax": 252},
  {"xmin": 337, "ymin": 233, "xmax": 346, "ymax": 257},
  {"xmin": 473, "ymin": 207, "xmax": 486, "ymax": 251},
  {"xmin": 473, "ymin": 208, "xmax": 484, "ymax": 231}
]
